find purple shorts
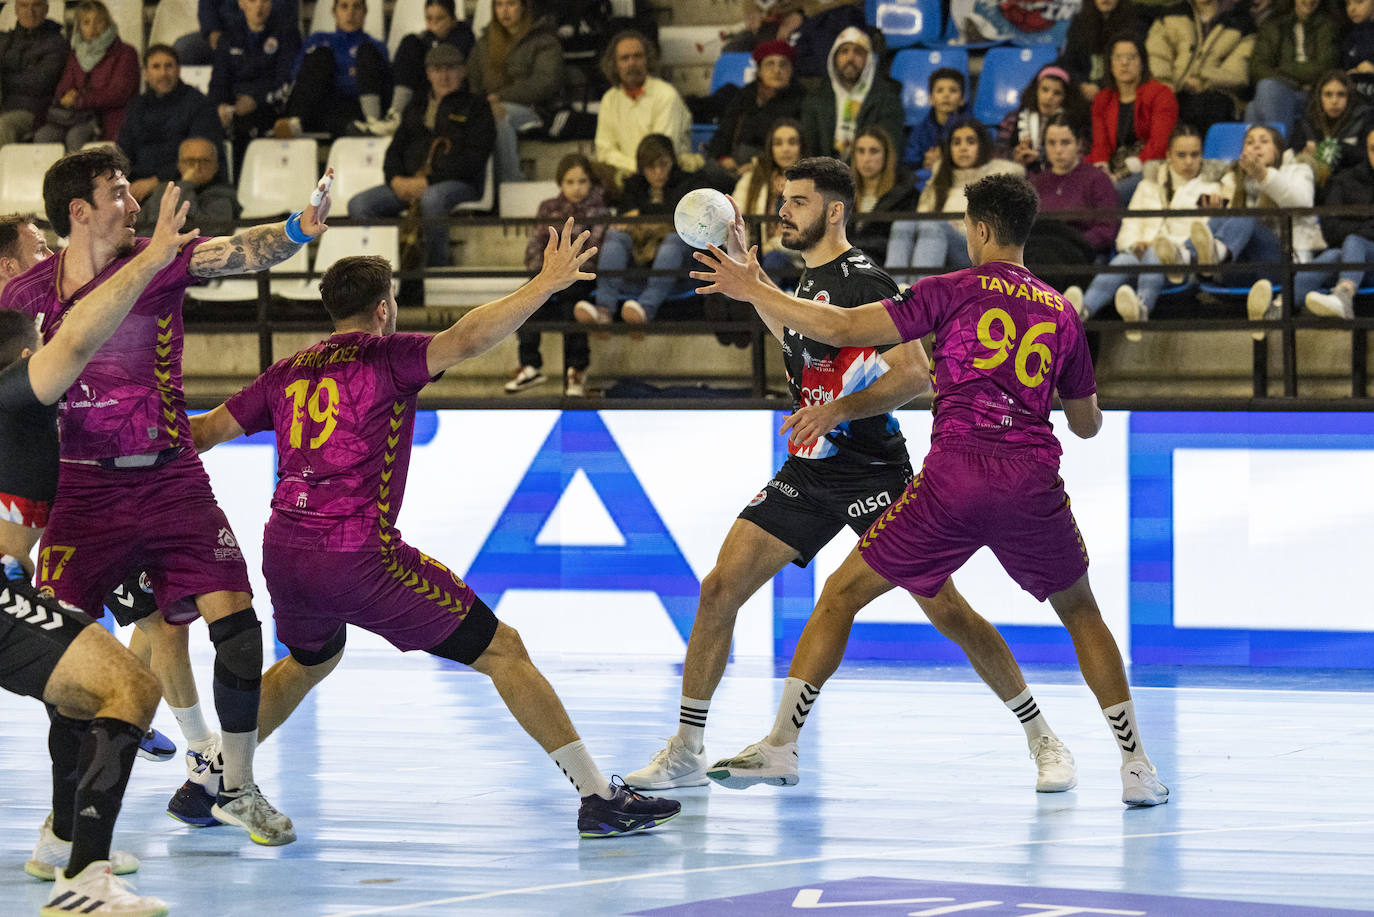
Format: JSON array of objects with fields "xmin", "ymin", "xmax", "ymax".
[
  {"xmin": 858, "ymin": 449, "xmax": 1089, "ymax": 602},
  {"xmin": 262, "ymin": 538, "xmax": 483, "ymax": 653},
  {"xmin": 37, "ymin": 451, "xmax": 252, "ymax": 623}
]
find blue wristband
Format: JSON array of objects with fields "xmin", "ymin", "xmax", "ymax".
[{"xmin": 284, "ymin": 211, "xmax": 315, "ymax": 245}]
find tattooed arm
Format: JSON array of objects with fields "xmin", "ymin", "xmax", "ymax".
[{"xmin": 188, "ymin": 169, "xmax": 335, "ymax": 279}]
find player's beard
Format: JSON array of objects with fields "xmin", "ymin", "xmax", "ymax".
[
  {"xmin": 780, "ymin": 211, "xmax": 826, "ymax": 252},
  {"xmin": 115, "ymin": 237, "xmax": 137, "ymax": 257}
]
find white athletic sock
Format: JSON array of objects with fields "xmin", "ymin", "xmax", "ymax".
[
  {"xmin": 675, "ymin": 695, "xmax": 710, "ymax": 752},
  {"xmin": 1005, "ymin": 687, "xmax": 1056, "ymax": 745},
  {"xmin": 549, "ymin": 740, "xmax": 612, "ymax": 799},
  {"xmin": 388, "ymin": 86, "xmax": 413, "ymax": 118},
  {"xmin": 766, "ymin": 677, "xmax": 819, "ymax": 746},
  {"xmin": 359, "ymin": 93, "xmax": 382, "ymax": 122},
  {"xmin": 218, "ymin": 729, "xmax": 257, "ymax": 794},
  {"xmin": 1102, "ymin": 700, "xmax": 1150, "ymax": 765},
  {"xmin": 169, "ymin": 702, "xmax": 213, "ymax": 746}
]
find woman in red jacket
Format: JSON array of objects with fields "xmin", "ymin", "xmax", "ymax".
[
  {"xmin": 1088, "ymin": 35, "xmax": 1179, "ymax": 204},
  {"xmin": 34, "ymin": 0, "xmax": 139, "ymax": 152}
]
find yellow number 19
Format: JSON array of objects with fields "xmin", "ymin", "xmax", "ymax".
[
  {"xmin": 972, "ymin": 308, "xmax": 1056, "ymax": 389},
  {"xmin": 285, "ymin": 378, "xmax": 341, "ymax": 449}
]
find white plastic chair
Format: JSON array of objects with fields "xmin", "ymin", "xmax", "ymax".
[
  {"xmin": 149, "ymin": 0, "xmax": 200, "ymax": 48},
  {"xmin": 279, "ymin": 225, "xmax": 399, "ymax": 301},
  {"xmin": 453, "ymin": 156, "xmax": 495, "ymax": 213},
  {"xmin": 387, "ymin": 0, "xmax": 428, "ymax": 58},
  {"xmin": 309, "ymin": 0, "xmax": 387, "ymax": 44},
  {"xmin": 497, "ymin": 181, "xmax": 558, "ymax": 219},
  {"xmin": 324, "ymin": 136, "xmax": 388, "ymax": 216},
  {"xmin": 0, "ymin": 144, "xmax": 65, "ymax": 214},
  {"xmin": 103, "ymin": 0, "xmax": 145, "ymax": 57},
  {"xmin": 237, "ymin": 139, "xmax": 319, "ymax": 218}
]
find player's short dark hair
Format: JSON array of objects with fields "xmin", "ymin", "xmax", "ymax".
[
  {"xmin": 965, "ymin": 173, "xmax": 1039, "ymax": 247},
  {"xmin": 784, "ymin": 156, "xmax": 856, "ymax": 221},
  {"xmin": 0, "ymin": 309, "xmax": 39, "ymax": 367},
  {"xmin": 320, "ymin": 255, "xmax": 393, "ymax": 323},
  {"xmin": 143, "ymin": 42, "xmax": 178, "ymax": 66},
  {"xmin": 928, "ymin": 66, "xmax": 966, "ymax": 95},
  {"xmin": 0, "ymin": 213, "xmax": 38, "ymax": 261},
  {"xmin": 43, "ymin": 148, "xmax": 131, "ymax": 238}
]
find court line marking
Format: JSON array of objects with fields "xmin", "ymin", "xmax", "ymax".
[{"xmin": 323, "ymin": 817, "xmax": 1374, "ymax": 916}]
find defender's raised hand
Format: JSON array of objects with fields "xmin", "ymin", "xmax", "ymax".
[
  {"xmin": 299, "ymin": 168, "xmax": 335, "ymax": 236},
  {"xmin": 691, "ymin": 243, "xmax": 762, "ymax": 301},
  {"xmin": 144, "ymin": 182, "xmax": 198, "ymax": 270}
]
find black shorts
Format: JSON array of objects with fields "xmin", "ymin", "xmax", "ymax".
[
  {"xmin": 737, "ymin": 456, "xmax": 914, "ymax": 567},
  {"xmin": 0, "ymin": 575, "xmax": 97, "ymax": 700},
  {"xmin": 105, "ymin": 570, "xmax": 159, "ymax": 627}
]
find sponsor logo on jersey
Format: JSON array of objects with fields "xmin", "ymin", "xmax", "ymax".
[
  {"xmin": 799, "ymin": 385, "xmax": 838, "ymax": 405},
  {"xmin": 813, "ymin": 290, "xmax": 830, "ymax": 303},
  {"xmin": 768, "ymin": 480, "xmax": 799, "ymax": 498},
  {"xmin": 748, "ymin": 490, "xmax": 767, "ymax": 507},
  {"xmin": 847, "ymin": 490, "xmax": 894, "ymax": 518}
]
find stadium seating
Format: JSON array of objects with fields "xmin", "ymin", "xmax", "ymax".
[
  {"xmin": 149, "ymin": 0, "xmax": 199, "ymax": 49},
  {"xmin": 180, "ymin": 65, "xmax": 213, "ymax": 95},
  {"xmin": 892, "ymin": 47, "xmax": 969, "ymax": 125},
  {"xmin": 104, "ymin": 0, "xmax": 146, "ymax": 57},
  {"xmin": 971, "ymin": 45, "xmax": 1058, "ymax": 127},
  {"xmin": 453, "ymin": 157, "xmax": 496, "ymax": 213},
  {"xmin": 0, "ymin": 144, "xmax": 65, "ymax": 215},
  {"xmin": 1203, "ymin": 122, "xmax": 1289, "ymax": 161},
  {"xmin": 387, "ymin": 0, "xmax": 429, "ymax": 58},
  {"xmin": 237, "ymin": 139, "xmax": 320, "ymax": 218},
  {"xmin": 710, "ymin": 52, "xmax": 755, "ymax": 94},
  {"xmin": 866, "ymin": 0, "xmax": 944, "ymax": 49},
  {"xmin": 324, "ymin": 137, "xmax": 389, "ymax": 217},
  {"xmin": 279, "ymin": 225, "xmax": 400, "ymax": 302}
]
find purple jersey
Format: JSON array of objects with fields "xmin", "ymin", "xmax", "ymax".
[
  {"xmin": 883, "ymin": 261, "xmax": 1096, "ymax": 468},
  {"xmin": 225, "ymin": 332, "xmax": 435, "ymax": 552},
  {"xmin": 0, "ymin": 238, "xmax": 209, "ymax": 461}
]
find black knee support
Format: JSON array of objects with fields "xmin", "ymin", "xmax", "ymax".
[
  {"xmin": 287, "ymin": 625, "xmax": 346, "ymax": 667},
  {"xmin": 208, "ymin": 608, "xmax": 262, "ymax": 690}
]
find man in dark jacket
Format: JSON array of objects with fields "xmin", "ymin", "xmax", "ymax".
[
  {"xmin": 347, "ymin": 43, "xmax": 495, "ymax": 268},
  {"xmin": 118, "ymin": 45, "xmax": 226, "ymax": 202},
  {"xmin": 175, "ymin": 0, "xmax": 300, "ymax": 65},
  {"xmin": 799, "ymin": 26, "xmax": 904, "ymax": 161},
  {"xmin": 136, "ymin": 137, "xmax": 242, "ymax": 235},
  {"xmin": 209, "ymin": 0, "xmax": 302, "ymax": 174},
  {"xmin": 0, "ymin": 0, "xmax": 67, "ymax": 147}
]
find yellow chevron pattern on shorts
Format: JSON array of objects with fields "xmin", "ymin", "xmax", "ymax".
[{"xmin": 860, "ymin": 471, "xmax": 921, "ymax": 550}]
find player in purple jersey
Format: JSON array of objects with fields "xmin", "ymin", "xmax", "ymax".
[
  {"xmin": 0, "ymin": 148, "xmax": 342, "ymax": 846},
  {"xmin": 1, "ymin": 184, "xmax": 198, "ymax": 917},
  {"xmin": 189, "ymin": 229, "xmax": 682, "ymax": 838},
  {"xmin": 627, "ymin": 158, "xmax": 1079, "ymax": 799},
  {"xmin": 692, "ymin": 173, "xmax": 1169, "ymax": 807}
]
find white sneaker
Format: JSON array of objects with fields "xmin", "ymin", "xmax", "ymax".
[
  {"xmin": 41, "ymin": 861, "xmax": 166, "ymax": 917},
  {"xmin": 1153, "ymin": 236, "xmax": 1188, "ymax": 284},
  {"xmin": 1029, "ymin": 735, "xmax": 1077, "ymax": 792},
  {"xmin": 1247, "ymin": 279, "xmax": 1275, "ymax": 341},
  {"xmin": 620, "ymin": 299, "xmax": 647, "ymax": 324},
  {"xmin": 1191, "ymin": 221, "xmax": 1221, "ymax": 269},
  {"xmin": 564, "ymin": 366, "xmax": 587, "ymax": 398},
  {"xmin": 626, "ymin": 735, "xmax": 710, "ymax": 790},
  {"xmin": 1114, "ymin": 284, "xmax": 1147, "ymax": 343},
  {"xmin": 1064, "ymin": 285, "xmax": 1086, "ymax": 320},
  {"xmin": 211, "ymin": 783, "xmax": 296, "ymax": 846},
  {"xmin": 1306, "ymin": 288, "xmax": 1354, "ymax": 320},
  {"xmin": 573, "ymin": 300, "xmax": 608, "ymax": 324},
  {"xmin": 707, "ymin": 740, "xmax": 799, "ymax": 789},
  {"xmin": 25, "ymin": 813, "xmax": 139, "ymax": 881},
  {"xmin": 504, "ymin": 364, "xmax": 547, "ymax": 393},
  {"xmin": 1121, "ymin": 760, "xmax": 1170, "ymax": 807}
]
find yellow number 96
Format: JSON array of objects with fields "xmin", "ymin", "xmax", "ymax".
[
  {"xmin": 972, "ymin": 308, "xmax": 1016, "ymax": 370},
  {"xmin": 972, "ymin": 309, "xmax": 1056, "ymax": 389}
]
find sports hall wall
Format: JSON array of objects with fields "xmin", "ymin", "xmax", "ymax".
[{"xmin": 199, "ymin": 409, "xmax": 1374, "ymax": 670}]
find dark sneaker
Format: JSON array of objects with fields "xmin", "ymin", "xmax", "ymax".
[
  {"xmin": 167, "ymin": 780, "xmax": 221, "ymax": 827},
  {"xmin": 578, "ymin": 778, "xmax": 681, "ymax": 838},
  {"xmin": 136, "ymin": 728, "xmax": 176, "ymax": 762}
]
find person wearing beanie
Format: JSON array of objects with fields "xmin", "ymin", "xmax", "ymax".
[{"xmin": 705, "ymin": 39, "xmax": 806, "ymax": 178}]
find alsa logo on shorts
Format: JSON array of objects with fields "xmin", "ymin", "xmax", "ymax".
[
  {"xmin": 848, "ymin": 491, "xmax": 894, "ymax": 518},
  {"xmin": 748, "ymin": 490, "xmax": 767, "ymax": 507},
  {"xmin": 768, "ymin": 480, "xmax": 799, "ymax": 498},
  {"xmin": 214, "ymin": 528, "xmax": 243, "ymax": 562}
]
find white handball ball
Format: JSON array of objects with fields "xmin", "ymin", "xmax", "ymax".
[{"xmin": 674, "ymin": 187, "xmax": 734, "ymax": 250}]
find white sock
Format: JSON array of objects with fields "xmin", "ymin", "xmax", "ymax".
[
  {"xmin": 218, "ymin": 729, "xmax": 257, "ymax": 794},
  {"xmin": 359, "ymin": 93, "xmax": 382, "ymax": 122},
  {"xmin": 549, "ymin": 739, "xmax": 612, "ymax": 799},
  {"xmin": 766, "ymin": 677, "xmax": 819, "ymax": 746},
  {"xmin": 388, "ymin": 86, "xmax": 413, "ymax": 118},
  {"xmin": 675, "ymin": 695, "xmax": 710, "ymax": 752},
  {"xmin": 1102, "ymin": 700, "xmax": 1150, "ymax": 765},
  {"xmin": 1004, "ymin": 687, "xmax": 1056, "ymax": 745},
  {"xmin": 169, "ymin": 702, "xmax": 213, "ymax": 746}
]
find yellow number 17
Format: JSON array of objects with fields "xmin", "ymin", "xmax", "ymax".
[
  {"xmin": 285, "ymin": 378, "xmax": 341, "ymax": 449},
  {"xmin": 971, "ymin": 307, "xmax": 1056, "ymax": 388}
]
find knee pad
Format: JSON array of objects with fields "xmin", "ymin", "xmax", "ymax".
[{"xmin": 208, "ymin": 608, "xmax": 262, "ymax": 689}]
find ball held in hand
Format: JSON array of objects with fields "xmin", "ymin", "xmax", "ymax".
[{"xmin": 674, "ymin": 188, "xmax": 734, "ymax": 250}]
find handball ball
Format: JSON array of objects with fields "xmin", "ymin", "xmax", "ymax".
[{"xmin": 674, "ymin": 188, "xmax": 734, "ymax": 250}]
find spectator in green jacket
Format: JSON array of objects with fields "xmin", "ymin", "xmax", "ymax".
[{"xmin": 1245, "ymin": 0, "xmax": 1342, "ymax": 133}]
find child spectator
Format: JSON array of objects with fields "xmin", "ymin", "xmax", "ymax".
[
  {"xmin": 903, "ymin": 67, "xmax": 972, "ymax": 171},
  {"xmin": 998, "ymin": 65, "xmax": 1090, "ymax": 171}
]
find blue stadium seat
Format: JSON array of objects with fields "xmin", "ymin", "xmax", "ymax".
[
  {"xmin": 1203, "ymin": 122, "xmax": 1289, "ymax": 161},
  {"xmin": 971, "ymin": 45, "xmax": 1058, "ymax": 127},
  {"xmin": 866, "ymin": 0, "xmax": 943, "ymax": 49},
  {"xmin": 710, "ymin": 52, "xmax": 755, "ymax": 94},
  {"xmin": 892, "ymin": 47, "xmax": 969, "ymax": 126}
]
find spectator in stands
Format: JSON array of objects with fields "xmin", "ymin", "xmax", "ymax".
[
  {"xmin": 800, "ymin": 26, "xmax": 903, "ymax": 162},
  {"xmin": 1246, "ymin": 0, "xmax": 1342, "ymax": 132},
  {"xmin": 1292, "ymin": 70, "xmax": 1370, "ymax": 189},
  {"xmin": 118, "ymin": 45, "xmax": 225, "ymax": 203},
  {"xmin": 1089, "ymin": 35, "xmax": 1179, "ymax": 203},
  {"xmin": 998, "ymin": 65, "xmax": 1090, "ymax": 172},
  {"xmin": 903, "ymin": 67, "xmax": 972, "ymax": 172},
  {"xmin": 705, "ymin": 39, "xmax": 805, "ymax": 179},
  {"xmin": 0, "ymin": 0, "xmax": 67, "ymax": 148},
  {"xmin": 722, "ymin": 0, "xmax": 804, "ymax": 54},
  {"xmin": 135, "ymin": 136, "xmax": 240, "ymax": 234},
  {"xmin": 273, "ymin": 0, "xmax": 391, "ymax": 139},
  {"xmin": 1028, "ymin": 113, "xmax": 1121, "ymax": 293},
  {"xmin": 886, "ymin": 119, "xmax": 1023, "ymax": 280},
  {"xmin": 467, "ymin": 0, "xmax": 563, "ymax": 183},
  {"xmin": 847, "ymin": 126, "xmax": 916, "ymax": 266},
  {"xmin": 0, "ymin": 214, "xmax": 53, "ymax": 293},
  {"xmin": 1167, "ymin": 124, "xmax": 1322, "ymax": 334},
  {"xmin": 209, "ymin": 0, "xmax": 301, "ymax": 175},
  {"xmin": 582, "ymin": 133, "xmax": 699, "ymax": 327},
  {"xmin": 1300, "ymin": 124, "xmax": 1374, "ymax": 318},
  {"xmin": 1069, "ymin": 124, "xmax": 1219, "ymax": 336},
  {"xmin": 734, "ymin": 118, "xmax": 806, "ymax": 285},
  {"xmin": 1060, "ymin": 0, "xmax": 1144, "ymax": 103},
  {"xmin": 594, "ymin": 30, "xmax": 695, "ymax": 183},
  {"xmin": 790, "ymin": 0, "xmax": 866, "ymax": 81},
  {"xmin": 381, "ymin": 0, "xmax": 474, "ymax": 133},
  {"xmin": 176, "ymin": 0, "xmax": 299, "ymax": 66},
  {"xmin": 1345, "ymin": 0, "xmax": 1374, "ymax": 104},
  {"xmin": 506, "ymin": 153, "xmax": 608, "ymax": 397},
  {"xmin": 35, "ymin": 0, "xmax": 140, "ymax": 152},
  {"xmin": 349, "ymin": 43, "xmax": 494, "ymax": 270},
  {"xmin": 1146, "ymin": 0, "xmax": 1255, "ymax": 129}
]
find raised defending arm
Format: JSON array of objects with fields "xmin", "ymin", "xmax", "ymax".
[{"xmin": 188, "ymin": 170, "xmax": 335, "ymax": 279}]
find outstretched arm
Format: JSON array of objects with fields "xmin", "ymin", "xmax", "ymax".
[
  {"xmin": 425, "ymin": 218, "xmax": 596, "ymax": 376},
  {"xmin": 720, "ymin": 193, "xmax": 785, "ymax": 342},
  {"xmin": 189, "ymin": 404, "xmax": 245, "ymax": 453},
  {"xmin": 29, "ymin": 185, "xmax": 198, "ymax": 405},
  {"xmin": 188, "ymin": 169, "xmax": 334, "ymax": 278},
  {"xmin": 779, "ymin": 341, "xmax": 931, "ymax": 448},
  {"xmin": 692, "ymin": 244, "xmax": 902, "ymax": 348}
]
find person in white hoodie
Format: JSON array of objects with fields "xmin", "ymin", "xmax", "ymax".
[
  {"xmin": 1071, "ymin": 125, "xmax": 1220, "ymax": 340},
  {"xmin": 798, "ymin": 26, "xmax": 904, "ymax": 162}
]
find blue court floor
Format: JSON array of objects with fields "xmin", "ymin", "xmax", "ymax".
[{"xmin": 4, "ymin": 650, "xmax": 1373, "ymax": 916}]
